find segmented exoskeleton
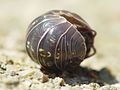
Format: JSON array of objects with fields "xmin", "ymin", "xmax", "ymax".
[{"xmin": 26, "ymin": 10, "xmax": 96, "ymax": 72}]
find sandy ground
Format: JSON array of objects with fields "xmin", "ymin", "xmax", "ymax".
[{"xmin": 0, "ymin": 0, "xmax": 120, "ymax": 90}]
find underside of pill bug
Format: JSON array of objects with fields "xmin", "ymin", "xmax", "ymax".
[{"xmin": 26, "ymin": 10, "xmax": 96, "ymax": 73}]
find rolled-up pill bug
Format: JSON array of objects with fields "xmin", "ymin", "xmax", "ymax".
[{"xmin": 26, "ymin": 10, "xmax": 96, "ymax": 72}]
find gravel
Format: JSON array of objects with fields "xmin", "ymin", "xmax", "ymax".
[{"xmin": 0, "ymin": 0, "xmax": 120, "ymax": 90}]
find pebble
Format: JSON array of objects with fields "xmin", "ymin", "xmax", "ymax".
[
  {"xmin": 0, "ymin": 54, "xmax": 120, "ymax": 90},
  {"xmin": 4, "ymin": 78, "xmax": 19, "ymax": 86},
  {"xmin": 18, "ymin": 69, "xmax": 35, "ymax": 78},
  {"xmin": 41, "ymin": 74, "xmax": 49, "ymax": 83}
]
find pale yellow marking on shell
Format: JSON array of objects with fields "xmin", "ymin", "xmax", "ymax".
[
  {"xmin": 56, "ymin": 53, "xmax": 60, "ymax": 60},
  {"xmin": 58, "ymin": 48, "xmax": 60, "ymax": 51},
  {"xmin": 39, "ymin": 48, "xmax": 46, "ymax": 57},
  {"xmin": 27, "ymin": 45, "xmax": 29, "ymax": 48},
  {"xmin": 31, "ymin": 21, "xmax": 36, "ymax": 26},
  {"xmin": 39, "ymin": 48, "xmax": 44, "ymax": 52},
  {"xmin": 49, "ymin": 36, "xmax": 56, "ymax": 44},
  {"xmin": 40, "ymin": 54, "xmax": 46, "ymax": 57},
  {"xmin": 43, "ymin": 15, "xmax": 47, "ymax": 18},
  {"xmin": 49, "ymin": 38, "xmax": 55, "ymax": 43},
  {"xmin": 47, "ymin": 52, "xmax": 51, "ymax": 57},
  {"xmin": 31, "ymin": 46, "xmax": 34, "ymax": 52},
  {"xmin": 72, "ymin": 52, "xmax": 75, "ymax": 55},
  {"xmin": 56, "ymin": 56, "xmax": 60, "ymax": 60},
  {"xmin": 57, "ymin": 53, "xmax": 60, "ymax": 55},
  {"xmin": 39, "ymin": 48, "xmax": 51, "ymax": 58},
  {"xmin": 27, "ymin": 41, "xmax": 30, "ymax": 45},
  {"xmin": 27, "ymin": 41, "xmax": 30, "ymax": 48}
]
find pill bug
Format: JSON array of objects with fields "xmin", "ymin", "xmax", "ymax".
[{"xmin": 26, "ymin": 10, "xmax": 96, "ymax": 72}]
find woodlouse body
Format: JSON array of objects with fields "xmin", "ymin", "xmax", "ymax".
[{"xmin": 26, "ymin": 10, "xmax": 96, "ymax": 72}]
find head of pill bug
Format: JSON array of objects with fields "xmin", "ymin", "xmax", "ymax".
[{"xmin": 26, "ymin": 10, "xmax": 97, "ymax": 74}]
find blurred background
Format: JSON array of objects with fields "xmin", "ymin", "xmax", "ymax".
[{"xmin": 0, "ymin": 0, "xmax": 120, "ymax": 80}]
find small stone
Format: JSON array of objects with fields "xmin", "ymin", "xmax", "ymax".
[
  {"xmin": 59, "ymin": 79, "xmax": 65, "ymax": 86},
  {"xmin": 72, "ymin": 85, "xmax": 81, "ymax": 90},
  {"xmin": 4, "ymin": 78, "xmax": 19, "ymax": 86},
  {"xmin": 56, "ymin": 77, "xmax": 64, "ymax": 86},
  {"xmin": 99, "ymin": 85, "xmax": 117, "ymax": 90},
  {"xmin": 80, "ymin": 84, "xmax": 92, "ymax": 90},
  {"xmin": 10, "ymin": 71, "xmax": 18, "ymax": 76},
  {"xmin": 6, "ymin": 60, "xmax": 14, "ymax": 65},
  {"xmin": 41, "ymin": 74, "xmax": 49, "ymax": 83},
  {"xmin": 0, "ymin": 70, "xmax": 4, "ymax": 74},
  {"xmin": 60, "ymin": 85, "xmax": 72, "ymax": 90},
  {"xmin": 89, "ymin": 83, "xmax": 100, "ymax": 89},
  {"xmin": 112, "ymin": 84, "xmax": 120, "ymax": 89},
  {"xmin": 22, "ymin": 80, "xmax": 32, "ymax": 88},
  {"xmin": 18, "ymin": 69, "xmax": 35, "ymax": 78},
  {"xmin": 32, "ymin": 69, "xmax": 43, "ymax": 80},
  {"xmin": 53, "ymin": 77, "xmax": 65, "ymax": 87},
  {"xmin": 0, "ymin": 63, "xmax": 6, "ymax": 71}
]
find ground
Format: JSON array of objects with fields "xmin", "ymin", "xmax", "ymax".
[{"xmin": 0, "ymin": 0, "xmax": 120, "ymax": 90}]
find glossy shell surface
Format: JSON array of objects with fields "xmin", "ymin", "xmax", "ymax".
[{"xmin": 26, "ymin": 10, "xmax": 95, "ymax": 70}]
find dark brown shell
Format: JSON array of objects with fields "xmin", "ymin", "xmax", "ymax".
[{"xmin": 26, "ymin": 10, "xmax": 96, "ymax": 71}]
